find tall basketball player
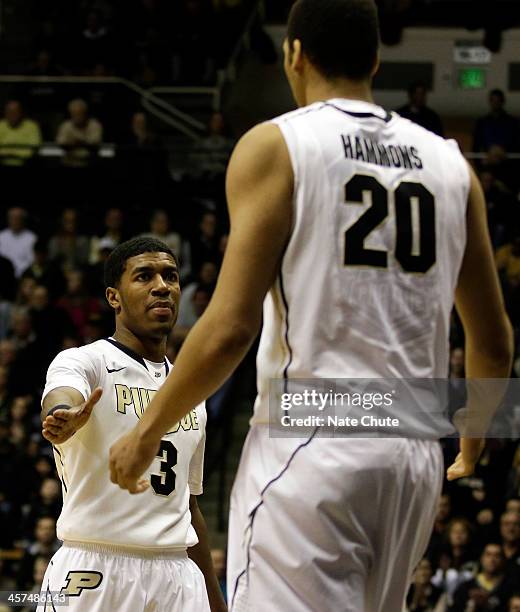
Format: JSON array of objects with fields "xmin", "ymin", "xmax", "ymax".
[
  {"xmin": 39, "ymin": 238, "xmax": 226, "ymax": 612},
  {"xmin": 109, "ymin": 2, "xmax": 513, "ymax": 610}
]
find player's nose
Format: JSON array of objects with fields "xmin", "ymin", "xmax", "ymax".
[{"xmin": 150, "ymin": 274, "xmax": 170, "ymax": 294}]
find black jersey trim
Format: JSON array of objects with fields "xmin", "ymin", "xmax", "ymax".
[
  {"xmin": 230, "ymin": 427, "xmax": 319, "ymax": 609},
  {"xmin": 278, "ymin": 271, "xmax": 293, "ymax": 386},
  {"xmin": 53, "ymin": 445, "xmax": 68, "ymax": 493},
  {"xmin": 325, "ymin": 102, "xmax": 393, "ymax": 123},
  {"xmin": 105, "ymin": 338, "xmax": 169, "ymax": 373},
  {"xmin": 105, "ymin": 338, "xmax": 147, "ymax": 368}
]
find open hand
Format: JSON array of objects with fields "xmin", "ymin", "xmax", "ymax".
[{"xmin": 42, "ymin": 388, "xmax": 103, "ymax": 445}]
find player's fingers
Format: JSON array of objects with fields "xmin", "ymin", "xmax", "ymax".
[
  {"xmin": 128, "ymin": 479, "xmax": 149, "ymax": 495},
  {"xmin": 43, "ymin": 423, "xmax": 63, "ymax": 436},
  {"xmin": 84, "ymin": 387, "xmax": 103, "ymax": 412},
  {"xmin": 52, "ymin": 409, "xmax": 74, "ymax": 421},
  {"xmin": 42, "ymin": 429, "xmax": 61, "ymax": 444}
]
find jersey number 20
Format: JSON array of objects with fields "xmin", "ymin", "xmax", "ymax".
[
  {"xmin": 151, "ymin": 440, "xmax": 177, "ymax": 496},
  {"xmin": 344, "ymin": 174, "xmax": 436, "ymax": 273}
]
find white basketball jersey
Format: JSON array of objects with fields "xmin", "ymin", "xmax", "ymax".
[
  {"xmin": 253, "ymin": 99, "xmax": 470, "ymax": 423},
  {"xmin": 42, "ymin": 338, "xmax": 206, "ymax": 551}
]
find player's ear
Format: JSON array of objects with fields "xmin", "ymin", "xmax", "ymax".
[
  {"xmin": 105, "ymin": 287, "xmax": 121, "ymax": 313},
  {"xmin": 288, "ymin": 38, "xmax": 303, "ymax": 73}
]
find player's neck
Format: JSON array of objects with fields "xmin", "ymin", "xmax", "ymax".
[
  {"xmin": 304, "ymin": 77, "xmax": 374, "ymax": 107},
  {"xmin": 112, "ymin": 328, "xmax": 166, "ymax": 363}
]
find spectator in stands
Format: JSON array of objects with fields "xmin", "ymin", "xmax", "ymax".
[
  {"xmin": 0, "ymin": 365, "xmax": 10, "ymax": 417},
  {"xmin": 17, "ymin": 516, "xmax": 59, "ymax": 589},
  {"xmin": 56, "ymin": 99, "xmax": 103, "ymax": 167},
  {"xmin": 171, "ymin": 0, "xmax": 215, "ymax": 83},
  {"xmin": 500, "ymin": 511, "xmax": 520, "ymax": 571},
  {"xmin": 125, "ymin": 111, "xmax": 158, "ymax": 148},
  {"xmin": 192, "ymin": 112, "xmax": 234, "ymax": 177},
  {"xmin": 21, "ymin": 239, "xmax": 66, "ymax": 300},
  {"xmin": 172, "ymin": 284, "xmax": 212, "ymax": 347},
  {"xmin": 406, "ymin": 558, "xmax": 445, "ymax": 612},
  {"xmin": 178, "ymin": 260, "xmax": 218, "ymax": 327},
  {"xmin": 431, "ymin": 518, "xmax": 477, "ymax": 600},
  {"xmin": 0, "ymin": 101, "xmax": 42, "ymax": 167},
  {"xmin": 191, "ymin": 211, "xmax": 220, "ymax": 274},
  {"xmin": 24, "ymin": 478, "xmax": 61, "ymax": 535},
  {"xmin": 87, "ymin": 236, "xmax": 117, "ymax": 299},
  {"xmin": 396, "ymin": 83, "xmax": 443, "ymax": 136},
  {"xmin": 509, "ymin": 594, "xmax": 520, "ymax": 612},
  {"xmin": 48, "ymin": 208, "xmax": 90, "ymax": 270},
  {"xmin": 474, "ymin": 89, "xmax": 520, "ymax": 153},
  {"xmin": 0, "ymin": 254, "xmax": 16, "ymax": 301},
  {"xmin": 22, "ymin": 555, "xmax": 50, "ymax": 609},
  {"xmin": 449, "ymin": 543, "xmax": 516, "ymax": 611},
  {"xmin": 89, "ymin": 207, "xmax": 125, "ymax": 264},
  {"xmin": 75, "ymin": 10, "xmax": 112, "ymax": 72},
  {"xmin": 479, "ymin": 169, "xmax": 516, "ymax": 248},
  {"xmin": 496, "ymin": 236, "xmax": 520, "ymax": 327},
  {"xmin": 506, "ymin": 499, "xmax": 520, "ymax": 515},
  {"xmin": 428, "ymin": 494, "xmax": 453, "ymax": 560},
  {"xmin": 0, "ymin": 208, "xmax": 36, "ymax": 278},
  {"xmin": 449, "ymin": 347, "xmax": 465, "ymax": 379},
  {"xmin": 57, "ymin": 269, "xmax": 101, "ymax": 341},
  {"xmin": 15, "ymin": 277, "xmax": 36, "ymax": 307},
  {"xmin": 142, "ymin": 209, "xmax": 181, "ymax": 253},
  {"xmin": 28, "ymin": 49, "xmax": 62, "ymax": 76},
  {"xmin": 29, "ymin": 285, "xmax": 74, "ymax": 360},
  {"xmin": 210, "ymin": 548, "xmax": 227, "ymax": 603}
]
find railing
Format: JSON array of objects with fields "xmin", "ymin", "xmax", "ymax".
[{"xmin": 0, "ymin": 76, "xmax": 206, "ymax": 140}]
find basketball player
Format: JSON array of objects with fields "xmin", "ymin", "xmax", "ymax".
[
  {"xmin": 39, "ymin": 238, "xmax": 226, "ymax": 612},
  {"xmin": 109, "ymin": 1, "xmax": 513, "ymax": 610}
]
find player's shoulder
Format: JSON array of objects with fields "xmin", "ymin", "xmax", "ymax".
[
  {"xmin": 393, "ymin": 113, "xmax": 462, "ymax": 155},
  {"xmin": 271, "ymin": 101, "xmax": 327, "ymax": 125},
  {"xmin": 50, "ymin": 339, "xmax": 108, "ymax": 368}
]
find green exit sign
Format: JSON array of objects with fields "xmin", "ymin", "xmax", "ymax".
[{"xmin": 459, "ymin": 68, "xmax": 486, "ymax": 89}]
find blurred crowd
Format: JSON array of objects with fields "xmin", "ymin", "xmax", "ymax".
[
  {"xmin": 2, "ymin": 0, "xmax": 257, "ymax": 86},
  {"xmin": 0, "ymin": 79, "xmax": 519, "ymax": 611}
]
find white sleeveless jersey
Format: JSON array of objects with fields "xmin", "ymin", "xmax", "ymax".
[
  {"xmin": 253, "ymin": 99, "xmax": 470, "ymax": 423},
  {"xmin": 42, "ymin": 338, "xmax": 206, "ymax": 551}
]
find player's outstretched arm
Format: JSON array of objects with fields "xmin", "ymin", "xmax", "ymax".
[
  {"xmin": 447, "ymin": 163, "xmax": 513, "ymax": 481},
  {"xmin": 109, "ymin": 122, "xmax": 293, "ymax": 492},
  {"xmin": 42, "ymin": 386, "xmax": 103, "ymax": 445},
  {"xmin": 188, "ymin": 496, "xmax": 228, "ymax": 612}
]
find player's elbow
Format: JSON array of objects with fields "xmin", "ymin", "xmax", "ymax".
[
  {"xmin": 210, "ymin": 317, "xmax": 259, "ymax": 355},
  {"xmin": 470, "ymin": 315, "xmax": 514, "ymax": 370}
]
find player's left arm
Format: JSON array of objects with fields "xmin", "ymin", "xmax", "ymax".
[
  {"xmin": 109, "ymin": 122, "xmax": 293, "ymax": 492},
  {"xmin": 188, "ymin": 495, "xmax": 228, "ymax": 612}
]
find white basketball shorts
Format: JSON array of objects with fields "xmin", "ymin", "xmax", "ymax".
[
  {"xmin": 228, "ymin": 426, "xmax": 443, "ymax": 612},
  {"xmin": 37, "ymin": 541, "xmax": 210, "ymax": 612}
]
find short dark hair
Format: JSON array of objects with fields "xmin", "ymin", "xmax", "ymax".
[
  {"xmin": 104, "ymin": 237, "xmax": 177, "ymax": 288},
  {"xmin": 489, "ymin": 89, "xmax": 505, "ymax": 102},
  {"xmin": 287, "ymin": 0, "xmax": 379, "ymax": 81}
]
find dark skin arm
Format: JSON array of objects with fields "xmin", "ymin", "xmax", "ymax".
[
  {"xmin": 42, "ymin": 386, "xmax": 103, "ymax": 445},
  {"xmin": 109, "ymin": 122, "xmax": 293, "ymax": 493},
  {"xmin": 447, "ymin": 164, "xmax": 513, "ymax": 480},
  {"xmin": 188, "ymin": 495, "xmax": 227, "ymax": 612}
]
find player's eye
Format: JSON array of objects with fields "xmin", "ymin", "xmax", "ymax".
[
  {"xmin": 165, "ymin": 272, "xmax": 179, "ymax": 282},
  {"xmin": 137, "ymin": 273, "xmax": 150, "ymax": 281}
]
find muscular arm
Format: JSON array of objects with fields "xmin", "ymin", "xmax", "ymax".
[
  {"xmin": 41, "ymin": 386, "xmax": 85, "ymax": 421},
  {"xmin": 188, "ymin": 496, "xmax": 227, "ymax": 611},
  {"xmin": 137, "ymin": 122, "xmax": 293, "ymax": 441},
  {"xmin": 449, "ymin": 164, "xmax": 514, "ymax": 477}
]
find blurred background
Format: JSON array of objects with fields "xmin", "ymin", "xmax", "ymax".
[{"xmin": 0, "ymin": 1, "xmax": 519, "ymax": 610}]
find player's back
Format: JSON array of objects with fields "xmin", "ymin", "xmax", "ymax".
[{"xmin": 253, "ymin": 98, "xmax": 469, "ymax": 422}]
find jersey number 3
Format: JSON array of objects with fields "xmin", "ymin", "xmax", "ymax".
[
  {"xmin": 151, "ymin": 440, "xmax": 177, "ymax": 496},
  {"xmin": 344, "ymin": 174, "xmax": 436, "ymax": 273}
]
